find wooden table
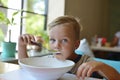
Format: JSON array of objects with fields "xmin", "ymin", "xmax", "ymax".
[{"xmin": 0, "ymin": 61, "xmax": 19, "ymax": 74}]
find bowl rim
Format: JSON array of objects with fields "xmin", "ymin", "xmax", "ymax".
[{"xmin": 18, "ymin": 57, "xmax": 75, "ymax": 69}]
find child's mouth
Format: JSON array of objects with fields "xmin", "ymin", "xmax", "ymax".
[
  {"xmin": 53, "ymin": 52, "xmax": 66, "ymax": 61},
  {"xmin": 55, "ymin": 52, "xmax": 61, "ymax": 55}
]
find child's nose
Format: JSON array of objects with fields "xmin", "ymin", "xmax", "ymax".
[{"xmin": 54, "ymin": 41, "xmax": 60, "ymax": 49}]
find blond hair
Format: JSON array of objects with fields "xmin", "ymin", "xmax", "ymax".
[{"xmin": 47, "ymin": 16, "xmax": 81, "ymax": 40}]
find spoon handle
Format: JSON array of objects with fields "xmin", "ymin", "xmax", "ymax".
[{"xmin": 31, "ymin": 41, "xmax": 42, "ymax": 48}]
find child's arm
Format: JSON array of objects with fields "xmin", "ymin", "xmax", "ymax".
[
  {"xmin": 18, "ymin": 34, "xmax": 35, "ymax": 59},
  {"xmin": 76, "ymin": 61, "xmax": 120, "ymax": 80}
]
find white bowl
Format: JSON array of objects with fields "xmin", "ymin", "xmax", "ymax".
[{"xmin": 18, "ymin": 55, "xmax": 75, "ymax": 80}]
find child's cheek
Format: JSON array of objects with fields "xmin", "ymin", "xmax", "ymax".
[{"xmin": 49, "ymin": 44, "xmax": 54, "ymax": 49}]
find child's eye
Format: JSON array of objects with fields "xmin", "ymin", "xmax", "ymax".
[
  {"xmin": 49, "ymin": 39, "xmax": 55, "ymax": 43},
  {"xmin": 62, "ymin": 39, "xmax": 68, "ymax": 43}
]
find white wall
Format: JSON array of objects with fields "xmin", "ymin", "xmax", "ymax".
[{"xmin": 47, "ymin": 0, "xmax": 65, "ymax": 24}]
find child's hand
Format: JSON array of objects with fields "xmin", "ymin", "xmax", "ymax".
[
  {"xmin": 18, "ymin": 34, "xmax": 43, "ymax": 58},
  {"xmin": 18, "ymin": 34, "xmax": 35, "ymax": 46},
  {"xmin": 18, "ymin": 34, "xmax": 44, "ymax": 46},
  {"xmin": 76, "ymin": 61, "xmax": 104, "ymax": 79}
]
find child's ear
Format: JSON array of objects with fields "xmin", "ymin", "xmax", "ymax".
[{"xmin": 75, "ymin": 40, "xmax": 80, "ymax": 49}]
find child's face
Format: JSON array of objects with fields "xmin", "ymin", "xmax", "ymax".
[{"xmin": 49, "ymin": 24, "xmax": 78, "ymax": 60}]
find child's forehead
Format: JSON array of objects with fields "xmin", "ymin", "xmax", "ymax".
[
  {"xmin": 51, "ymin": 23, "xmax": 74, "ymax": 30},
  {"xmin": 50, "ymin": 24, "xmax": 74, "ymax": 33},
  {"xmin": 48, "ymin": 24, "xmax": 76, "ymax": 39}
]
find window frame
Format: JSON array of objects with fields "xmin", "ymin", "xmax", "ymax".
[{"xmin": 0, "ymin": 0, "xmax": 48, "ymax": 35}]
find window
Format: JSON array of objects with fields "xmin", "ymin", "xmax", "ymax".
[
  {"xmin": 0, "ymin": 0, "xmax": 48, "ymax": 44},
  {"xmin": 0, "ymin": 0, "xmax": 65, "ymax": 50}
]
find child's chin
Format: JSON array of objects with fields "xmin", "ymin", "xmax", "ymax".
[{"xmin": 55, "ymin": 55, "xmax": 66, "ymax": 61}]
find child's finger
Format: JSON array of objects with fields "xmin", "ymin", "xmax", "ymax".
[{"xmin": 76, "ymin": 64, "xmax": 85, "ymax": 78}]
